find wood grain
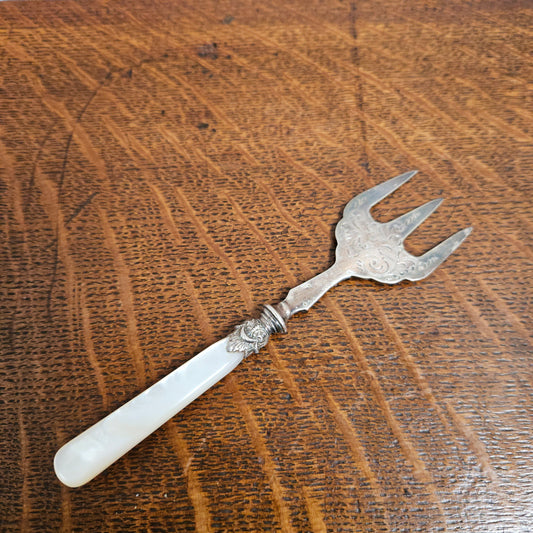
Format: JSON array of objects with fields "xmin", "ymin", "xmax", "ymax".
[{"xmin": 1, "ymin": 0, "xmax": 531, "ymax": 531}]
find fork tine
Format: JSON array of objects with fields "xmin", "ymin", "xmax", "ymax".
[
  {"xmin": 350, "ymin": 170, "xmax": 418, "ymax": 212},
  {"xmin": 387, "ymin": 198, "xmax": 443, "ymax": 239},
  {"xmin": 407, "ymin": 227, "xmax": 473, "ymax": 281}
]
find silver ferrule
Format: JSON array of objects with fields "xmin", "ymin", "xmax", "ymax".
[{"xmin": 226, "ymin": 304, "xmax": 287, "ymax": 358}]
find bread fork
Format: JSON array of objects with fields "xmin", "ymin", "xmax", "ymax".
[{"xmin": 54, "ymin": 170, "xmax": 472, "ymax": 487}]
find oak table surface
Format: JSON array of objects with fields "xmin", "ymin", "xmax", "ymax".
[{"xmin": 1, "ymin": 0, "xmax": 531, "ymax": 531}]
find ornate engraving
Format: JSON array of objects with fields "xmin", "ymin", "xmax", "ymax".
[{"xmin": 335, "ymin": 209, "xmax": 419, "ymax": 284}]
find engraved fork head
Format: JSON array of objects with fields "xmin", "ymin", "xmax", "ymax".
[{"xmin": 334, "ymin": 171, "xmax": 472, "ymax": 284}]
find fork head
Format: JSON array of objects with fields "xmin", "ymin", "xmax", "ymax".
[{"xmin": 334, "ymin": 171, "xmax": 472, "ymax": 284}]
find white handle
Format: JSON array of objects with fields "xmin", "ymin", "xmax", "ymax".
[{"xmin": 54, "ymin": 338, "xmax": 244, "ymax": 487}]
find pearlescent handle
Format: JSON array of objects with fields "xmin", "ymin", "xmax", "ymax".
[{"xmin": 54, "ymin": 338, "xmax": 244, "ymax": 488}]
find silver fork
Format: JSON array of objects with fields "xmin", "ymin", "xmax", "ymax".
[
  {"xmin": 229, "ymin": 170, "xmax": 471, "ymax": 356},
  {"xmin": 54, "ymin": 171, "xmax": 472, "ymax": 487}
]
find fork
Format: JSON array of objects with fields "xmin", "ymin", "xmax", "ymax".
[{"xmin": 54, "ymin": 170, "xmax": 472, "ymax": 487}]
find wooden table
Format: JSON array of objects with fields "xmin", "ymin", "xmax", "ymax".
[{"xmin": 1, "ymin": 1, "xmax": 531, "ymax": 531}]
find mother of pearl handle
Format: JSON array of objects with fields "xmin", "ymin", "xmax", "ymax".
[{"xmin": 54, "ymin": 338, "xmax": 244, "ymax": 488}]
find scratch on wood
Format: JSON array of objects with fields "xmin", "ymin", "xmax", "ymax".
[
  {"xmin": 98, "ymin": 208, "xmax": 147, "ymax": 388},
  {"xmin": 80, "ymin": 285, "xmax": 109, "ymax": 408},
  {"xmin": 148, "ymin": 183, "xmax": 183, "ymax": 245},
  {"xmin": 227, "ymin": 374, "xmax": 297, "ymax": 533},
  {"xmin": 326, "ymin": 392, "xmax": 392, "ymax": 531},
  {"xmin": 445, "ymin": 402, "xmax": 499, "ymax": 483},
  {"xmin": 182, "ymin": 271, "xmax": 212, "ymax": 340},
  {"xmin": 60, "ymin": 478, "xmax": 72, "ymax": 532},
  {"xmin": 65, "ymin": 191, "xmax": 97, "ymax": 226},
  {"xmin": 302, "ymin": 485, "xmax": 328, "ymax": 533},
  {"xmin": 167, "ymin": 424, "xmax": 213, "ymax": 533},
  {"xmin": 175, "ymin": 187, "xmax": 254, "ymax": 311},
  {"xmin": 325, "ymin": 300, "xmax": 447, "ymax": 521},
  {"xmin": 18, "ymin": 406, "xmax": 29, "ymax": 531}
]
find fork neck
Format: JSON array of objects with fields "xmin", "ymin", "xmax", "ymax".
[{"xmin": 274, "ymin": 262, "xmax": 350, "ymax": 322}]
